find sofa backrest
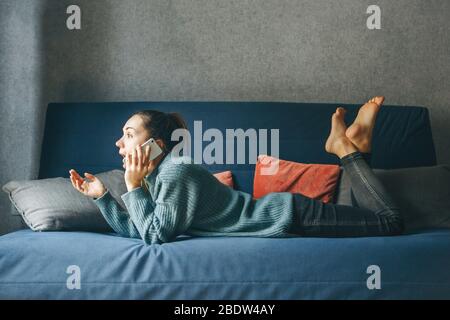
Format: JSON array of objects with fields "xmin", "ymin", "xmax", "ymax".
[{"xmin": 39, "ymin": 101, "xmax": 436, "ymax": 194}]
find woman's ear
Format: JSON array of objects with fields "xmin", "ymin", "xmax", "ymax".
[{"xmin": 156, "ymin": 139, "xmax": 166, "ymax": 152}]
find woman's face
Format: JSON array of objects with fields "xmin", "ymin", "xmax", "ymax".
[{"xmin": 115, "ymin": 115, "xmax": 150, "ymax": 169}]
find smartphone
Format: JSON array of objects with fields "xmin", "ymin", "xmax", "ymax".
[
  {"xmin": 122, "ymin": 138, "xmax": 164, "ymax": 164},
  {"xmin": 141, "ymin": 138, "xmax": 164, "ymax": 160}
]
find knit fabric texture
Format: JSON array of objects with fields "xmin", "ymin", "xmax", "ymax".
[{"xmin": 93, "ymin": 152, "xmax": 297, "ymax": 245}]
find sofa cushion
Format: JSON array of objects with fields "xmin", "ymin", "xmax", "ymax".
[
  {"xmin": 2, "ymin": 227, "xmax": 450, "ymax": 299},
  {"xmin": 1, "ymin": 170, "xmax": 130, "ymax": 232},
  {"xmin": 253, "ymin": 155, "xmax": 341, "ymax": 203}
]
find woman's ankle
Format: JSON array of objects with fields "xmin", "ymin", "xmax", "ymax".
[
  {"xmin": 340, "ymin": 151, "xmax": 362, "ymax": 162},
  {"xmin": 336, "ymin": 140, "xmax": 359, "ymax": 159}
]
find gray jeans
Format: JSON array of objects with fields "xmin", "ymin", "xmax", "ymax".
[{"xmin": 289, "ymin": 151, "xmax": 404, "ymax": 237}]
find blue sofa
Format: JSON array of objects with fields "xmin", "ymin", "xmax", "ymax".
[{"xmin": 1, "ymin": 101, "xmax": 449, "ymax": 299}]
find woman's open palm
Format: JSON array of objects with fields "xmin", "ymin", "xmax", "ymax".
[{"xmin": 69, "ymin": 169, "xmax": 106, "ymax": 199}]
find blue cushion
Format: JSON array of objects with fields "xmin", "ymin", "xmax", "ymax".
[{"xmin": 1, "ymin": 228, "xmax": 449, "ymax": 299}]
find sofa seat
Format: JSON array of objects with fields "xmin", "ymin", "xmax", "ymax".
[{"xmin": 1, "ymin": 228, "xmax": 449, "ymax": 299}]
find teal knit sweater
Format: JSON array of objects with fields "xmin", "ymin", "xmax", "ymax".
[{"xmin": 92, "ymin": 152, "xmax": 297, "ymax": 245}]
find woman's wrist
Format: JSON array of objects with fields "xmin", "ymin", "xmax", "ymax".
[
  {"xmin": 126, "ymin": 182, "xmax": 141, "ymax": 192},
  {"xmin": 94, "ymin": 188, "xmax": 108, "ymax": 200}
]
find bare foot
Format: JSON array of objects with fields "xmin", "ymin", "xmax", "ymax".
[
  {"xmin": 325, "ymin": 107, "xmax": 358, "ymax": 159},
  {"xmin": 345, "ymin": 96, "xmax": 384, "ymax": 153}
]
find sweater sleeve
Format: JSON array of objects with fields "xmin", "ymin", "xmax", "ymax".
[
  {"xmin": 119, "ymin": 172, "xmax": 196, "ymax": 245},
  {"xmin": 92, "ymin": 189, "xmax": 141, "ymax": 239}
]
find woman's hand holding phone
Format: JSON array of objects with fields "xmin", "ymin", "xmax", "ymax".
[
  {"xmin": 124, "ymin": 144, "xmax": 154, "ymax": 191},
  {"xmin": 69, "ymin": 169, "xmax": 107, "ymax": 199}
]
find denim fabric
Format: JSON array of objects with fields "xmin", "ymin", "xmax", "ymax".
[{"xmin": 290, "ymin": 151, "xmax": 404, "ymax": 237}]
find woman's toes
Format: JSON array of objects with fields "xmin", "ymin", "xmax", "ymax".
[
  {"xmin": 334, "ymin": 107, "xmax": 347, "ymax": 120},
  {"xmin": 373, "ymin": 96, "xmax": 385, "ymax": 106},
  {"xmin": 336, "ymin": 107, "xmax": 346, "ymax": 114}
]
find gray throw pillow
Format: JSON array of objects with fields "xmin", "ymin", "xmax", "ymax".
[
  {"xmin": 336, "ymin": 165, "xmax": 450, "ymax": 233},
  {"xmin": 2, "ymin": 169, "xmax": 127, "ymax": 232}
]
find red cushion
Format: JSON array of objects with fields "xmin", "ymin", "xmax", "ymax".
[
  {"xmin": 213, "ymin": 170, "xmax": 234, "ymax": 188},
  {"xmin": 253, "ymin": 155, "xmax": 341, "ymax": 203}
]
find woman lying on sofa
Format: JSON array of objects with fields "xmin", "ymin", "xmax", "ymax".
[{"xmin": 69, "ymin": 96, "xmax": 404, "ymax": 245}]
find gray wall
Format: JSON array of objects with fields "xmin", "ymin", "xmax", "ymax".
[{"xmin": 1, "ymin": 0, "xmax": 449, "ymax": 235}]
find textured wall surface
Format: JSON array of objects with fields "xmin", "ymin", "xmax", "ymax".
[
  {"xmin": 1, "ymin": 0, "xmax": 449, "ymax": 234},
  {"xmin": 0, "ymin": 1, "xmax": 44, "ymax": 234}
]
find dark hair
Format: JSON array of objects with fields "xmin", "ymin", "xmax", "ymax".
[{"xmin": 131, "ymin": 110, "xmax": 188, "ymax": 154}]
